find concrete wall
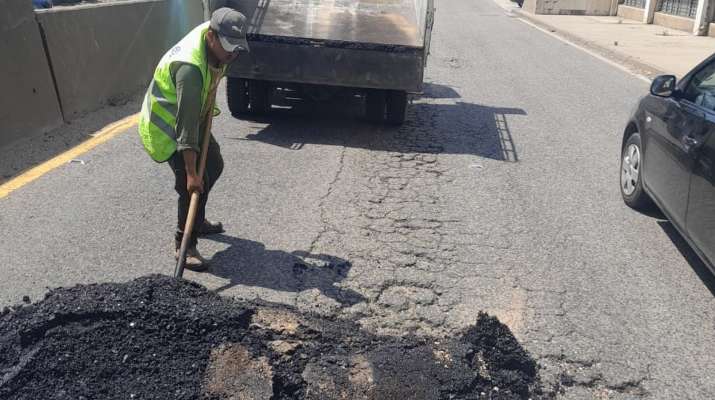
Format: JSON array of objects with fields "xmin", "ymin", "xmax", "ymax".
[
  {"xmin": 609, "ymin": 0, "xmax": 620, "ymax": 15},
  {"xmin": 0, "ymin": 0, "xmax": 63, "ymax": 146},
  {"xmin": 585, "ymin": 0, "xmax": 615, "ymax": 15},
  {"xmin": 35, "ymin": 0, "xmax": 203, "ymax": 119},
  {"xmin": 523, "ymin": 0, "xmax": 538, "ymax": 14},
  {"xmin": 618, "ymin": 4, "xmax": 646, "ymax": 21},
  {"xmin": 710, "ymin": 22, "xmax": 715, "ymax": 36},
  {"xmin": 653, "ymin": 11, "xmax": 696, "ymax": 32},
  {"xmin": 524, "ymin": 0, "xmax": 614, "ymax": 15}
]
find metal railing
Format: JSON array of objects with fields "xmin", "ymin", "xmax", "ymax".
[{"xmin": 657, "ymin": 0, "xmax": 698, "ymax": 18}]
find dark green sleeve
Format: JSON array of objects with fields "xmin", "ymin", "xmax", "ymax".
[{"xmin": 172, "ymin": 63, "xmax": 204, "ymax": 153}]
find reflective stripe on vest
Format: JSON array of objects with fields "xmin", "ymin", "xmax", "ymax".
[{"xmin": 138, "ymin": 22, "xmax": 212, "ymax": 162}]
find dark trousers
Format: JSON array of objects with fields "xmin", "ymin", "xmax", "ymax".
[{"xmin": 167, "ymin": 137, "xmax": 224, "ymax": 248}]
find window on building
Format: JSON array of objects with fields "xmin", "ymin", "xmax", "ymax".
[
  {"xmin": 623, "ymin": 0, "xmax": 646, "ymax": 8},
  {"xmin": 657, "ymin": 0, "xmax": 699, "ymax": 18}
]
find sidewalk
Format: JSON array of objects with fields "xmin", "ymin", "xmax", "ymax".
[{"xmin": 493, "ymin": 0, "xmax": 714, "ymax": 79}]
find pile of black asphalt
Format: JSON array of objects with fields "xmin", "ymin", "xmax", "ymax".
[{"xmin": 0, "ymin": 275, "xmax": 545, "ymax": 399}]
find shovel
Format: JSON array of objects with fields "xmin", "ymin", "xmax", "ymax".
[{"xmin": 174, "ymin": 68, "xmax": 224, "ymax": 279}]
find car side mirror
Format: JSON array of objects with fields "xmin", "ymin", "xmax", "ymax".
[{"xmin": 650, "ymin": 75, "xmax": 677, "ymax": 98}]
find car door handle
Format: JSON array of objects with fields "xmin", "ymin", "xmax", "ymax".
[
  {"xmin": 683, "ymin": 136, "xmax": 699, "ymax": 145},
  {"xmin": 682, "ymin": 135, "xmax": 702, "ymax": 152}
]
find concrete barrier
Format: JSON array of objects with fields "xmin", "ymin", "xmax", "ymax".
[
  {"xmin": 523, "ymin": 0, "xmax": 538, "ymax": 14},
  {"xmin": 35, "ymin": 0, "xmax": 204, "ymax": 119},
  {"xmin": 0, "ymin": 0, "xmax": 63, "ymax": 146}
]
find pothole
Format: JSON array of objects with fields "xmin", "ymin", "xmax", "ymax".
[{"xmin": 0, "ymin": 275, "xmax": 546, "ymax": 399}]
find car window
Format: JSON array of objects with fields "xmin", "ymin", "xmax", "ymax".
[{"xmin": 684, "ymin": 62, "xmax": 715, "ymax": 111}]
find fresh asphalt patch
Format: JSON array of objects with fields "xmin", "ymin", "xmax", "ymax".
[{"xmin": 0, "ymin": 275, "xmax": 546, "ymax": 399}]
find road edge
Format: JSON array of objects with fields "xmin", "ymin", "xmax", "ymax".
[
  {"xmin": 495, "ymin": 0, "xmax": 663, "ymax": 83},
  {"xmin": 515, "ymin": 10, "xmax": 664, "ymax": 78},
  {"xmin": 0, "ymin": 114, "xmax": 138, "ymax": 200}
]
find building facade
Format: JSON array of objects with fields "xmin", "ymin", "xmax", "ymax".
[
  {"xmin": 523, "ymin": 0, "xmax": 714, "ymax": 36},
  {"xmin": 618, "ymin": 0, "xmax": 715, "ymax": 35}
]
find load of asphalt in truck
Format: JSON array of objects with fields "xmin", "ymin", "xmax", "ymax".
[{"xmin": 0, "ymin": 275, "xmax": 545, "ymax": 399}]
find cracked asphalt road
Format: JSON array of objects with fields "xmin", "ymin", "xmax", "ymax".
[{"xmin": 2, "ymin": 0, "xmax": 715, "ymax": 398}]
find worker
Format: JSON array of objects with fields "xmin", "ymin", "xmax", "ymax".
[{"xmin": 138, "ymin": 8, "xmax": 250, "ymax": 271}]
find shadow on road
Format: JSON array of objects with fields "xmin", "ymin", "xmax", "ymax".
[
  {"xmin": 419, "ymin": 82, "xmax": 462, "ymax": 99},
  {"xmin": 658, "ymin": 221, "xmax": 715, "ymax": 297},
  {"xmin": 630, "ymin": 201, "xmax": 666, "ymax": 219},
  {"xmin": 234, "ymin": 85, "xmax": 525, "ymax": 162},
  {"xmin": 204, "ymin": 234, "xmax": 365, "ymax": 306}
]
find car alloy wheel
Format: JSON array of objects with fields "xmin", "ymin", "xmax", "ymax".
[{"xmin": 621, "ymin": 143, "xmax": 640, "ymax": 196}]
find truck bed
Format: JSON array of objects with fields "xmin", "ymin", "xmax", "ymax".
[
  {"xmin": 236, "ymin": 0, "xmax": 427, "ymax": 49},
  {"xmin": 224, "ymin": 0, "xmax": 434, "ymax": 92}
]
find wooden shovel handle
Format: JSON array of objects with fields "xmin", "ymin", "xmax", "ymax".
[{"xmin": 174, "ymin": 71, "xmax": 224, "ymax": 279}]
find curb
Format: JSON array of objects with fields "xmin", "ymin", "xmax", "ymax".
[{"xmin": 510, "ymin": 8, "xmax": 665, "ymax": 81}]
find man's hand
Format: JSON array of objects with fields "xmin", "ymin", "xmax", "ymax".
[
  {"xmin": 186, "ymin": 173, "xmax": 204, "ymax": 194},
  {"xmin": 182, "ymin": 149, "xmax": 203, "ymax": 194}
]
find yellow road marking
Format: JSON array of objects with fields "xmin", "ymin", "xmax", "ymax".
[{"xmin": 0, "ymin": 114, "xmax": 139, "ymax": 199}]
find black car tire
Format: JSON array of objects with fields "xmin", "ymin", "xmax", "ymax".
[
  {"xmin": 226, "ymin": 77, "xmax": 249, "ymax": 116},
  {"xmin": 620, "ymin": 132, "xmax": 652, "ymax": 209}
]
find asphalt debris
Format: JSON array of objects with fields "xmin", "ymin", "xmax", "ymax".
[{"xmin": 0, "ymin": 275, "xmax": 545, "ymax": 399}]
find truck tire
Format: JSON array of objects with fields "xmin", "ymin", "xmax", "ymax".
[
  {"xmin": 249, "ymin": 80, "xmax": 272, "ymax": 115},
  {"xmin": 226, "ymin": 77, "xmax": 248, "ymax": 116},
  {"xmin": 365, "ymin": 90, "xmax": 386, "ymax": 122},
  {"xmin": 386, "ymin": 90, "xmax": 407, "ymax": 125}
]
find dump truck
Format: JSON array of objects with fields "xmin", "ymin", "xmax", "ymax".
[{"xmin": 214, "ymin": 0, "xmax": 435, "ymax": 125}]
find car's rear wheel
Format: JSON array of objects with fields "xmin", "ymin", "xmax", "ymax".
[{"xmin": 620, "ymin": 132, "xmax": 651, "ymax": 209}]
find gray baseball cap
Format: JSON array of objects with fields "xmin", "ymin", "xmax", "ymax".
[{"xmin": 210, "ymin": 7, "xmax": 250, "ymax": 53}]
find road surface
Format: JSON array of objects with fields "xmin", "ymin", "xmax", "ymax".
[{"xmin": 2, "ymin": 0, "xmax": 714, "ymax": 398}]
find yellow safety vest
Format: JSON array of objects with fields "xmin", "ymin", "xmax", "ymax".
[{"xmin": 138, "ymin": 22, "xmax": 213, "ymax": 162}]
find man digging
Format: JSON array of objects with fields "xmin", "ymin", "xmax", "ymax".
[{"xmin": 138, "ymin": 8, "xmax": 250, "ymax": 271}]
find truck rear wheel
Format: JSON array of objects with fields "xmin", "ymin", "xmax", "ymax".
[
  {"xmin": 386, "ymin": 90, "xmax": 407, "ymax": 125},
  {"xmin": 226, "ymin": 77, "xmax": 249, "ymax": 116},
  {"xmin": 365, "ymin": 90, "xmax": 386, "ymax": 122},
  {"xmin": 249, "ymin": 80, "xmax": 272, "ymax": 115}
]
